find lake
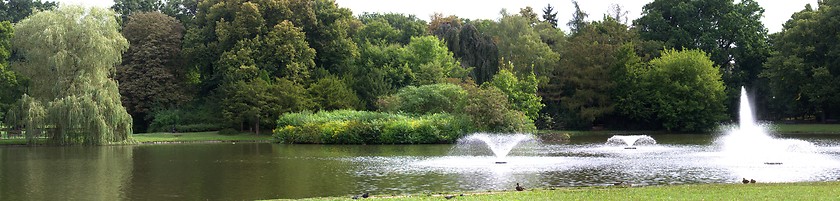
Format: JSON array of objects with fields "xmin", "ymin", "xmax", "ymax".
[{"xmin": 2, "ymin": 134, "xmax": 840, "ymax": 200}]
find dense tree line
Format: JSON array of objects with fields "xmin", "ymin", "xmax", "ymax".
[{"xmin": 0, "ymin": 0, "xmax": 837, "ymax": 145}]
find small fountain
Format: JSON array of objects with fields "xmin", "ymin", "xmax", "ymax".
[
  {"xmin": 454, "ymin": 133, "xmax": 536, "ymax": 164},
  {"xmin": 718, "ymin": 87, "xmax": 818, "ymax": 166},
  {"xmin": 606, "ymin": 135, "xmax": 657, "ymax": 149}
]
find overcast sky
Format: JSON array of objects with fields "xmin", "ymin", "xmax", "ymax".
[{"xmin": 53, "ymin": 0, "xmax": 816, "ymax": 33}]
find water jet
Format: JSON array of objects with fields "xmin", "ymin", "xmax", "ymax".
[{"xmin": 454, "ymin": 133, "xmax": 536, "ymax": 164}]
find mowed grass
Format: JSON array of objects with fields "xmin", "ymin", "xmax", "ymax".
[
  {"xmin": 290, "ymin": 182, "xmax": 840, "ymax": 201},
  {"xmin": 770, "ymin": 124, "xmax": 840, "ymax": 134},
  {"xmin": 133, "ymin": 131, "xmax": 274, "ymax": 143}
]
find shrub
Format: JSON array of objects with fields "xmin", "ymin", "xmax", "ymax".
[{"xmin": 274, "ymin": 110, "xmax": 472, "ymax": 144}]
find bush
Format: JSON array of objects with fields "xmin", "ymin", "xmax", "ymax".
[{"xmin": 274, "ymin": 110, "xmax": 473, "ymax": 144}]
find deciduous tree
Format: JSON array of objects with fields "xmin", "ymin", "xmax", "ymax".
[
  {"xmin": 115, "ymin": 12, "xmax": 190, "ymax": 132},
  {"xmin": 11, "ymin": 6, "xmax": 132, "ymax": 145}
]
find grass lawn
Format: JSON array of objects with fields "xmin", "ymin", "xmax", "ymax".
[
  {"xmin": 769, "ymin": 124, "xmax": 840, "ymax": 134},
  {"xmin": 133, "ymin": 131, "xmax": 274, "ymax": 143},
  {"xmin": 289, "ymin": 182, "xmax": 840, "ymax": 200}
]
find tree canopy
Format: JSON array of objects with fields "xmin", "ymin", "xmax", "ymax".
[
  {"xmin": 10, "ymin": 6, "xmax": 132, "ymax": 145},
  {"xmin": 762, "ymin": 1, "xmax": 840, "ymax": 121},
  {"xmin": 116, "ymin": 12, "xmax": 190, "ymax": 132},
  {"xmin": 619, "ymin": 49, "xmax": 726, "ymax": 132}
]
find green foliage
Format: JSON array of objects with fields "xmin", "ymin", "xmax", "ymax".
[
  {"xmin": 185, "ymin": 0, "xmax": 355, "ymax": 92},
  {"xmin": 378, "ymin": 83, "xmax": 467, "ymax": 114},
  {"xmin": 462, "ymin": 83, "xmax": 536, "ymax": 132},
  {"xmin": 0, "ymin": 21, "xmax": 21, "ymax": 124},
  {"xmin": 116, "ymin": 12, "xmax": 191, "ymax": 132},
  {"xmin": 401, "ymin": 36, "xmax": 465, "ymax": 84},
  {"xmin": 11, "ymin": 6, "xmax": 133, "ymax": 145},
  {"xmin": 484, "ymin": 10, "xmax": 559, "ymax": 79},
  {"xmin": 376, "ymin": 82, "xmax": 535, "ymax": 133},
  {"xmin": 274, "ymin": 110, "xmax": 472, "ymax": 144},
  {"xmin": 112, "ymin": 0, "xmax": 163, "ymax": 23},
  {"xmin": 309, "ymin": 75, "xmax": 361, "ymax": 111},
  {"xmin": 356, "ymin": 12, "xmax": 428, "ymax": 45},
  {"xmin": 567, "ymin": 1, "xmax": 588, "ymax": 34},
  {"xmin": 0, "ymin": 0, "xmax": 57, "ymax": 23},
  {"xmin": 619, "ymin": 49, "xmax": 726, "ymax": 132},
  {"xmin": 634, "ymin": 0, "xmax": 770, "ymax": 117},
  {"xmin": 350, "ymin": 36, "xmax": 463, "ymax": 109},
  {"xmin": 147, "ymin": 102, "xmax": 224, "ymax": 133},
  {"xmin": 484, "ymin": 68, "xmax": 543, "ymax": 121},
  {"xmin": 541, "ymin": 4, "xmax": 559, "ymax": 28},
  {"xmin": 761, "ymin": 1, "xmax": 840, "ymax": 121},
  {"xmin": 221, "ymin": 78, "xmax": 314, "ymax": 133},
  {"xmin": 554, "ymin": 17, "xmax": 639, "ymax": 128}
]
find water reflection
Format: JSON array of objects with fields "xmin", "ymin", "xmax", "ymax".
[{"xmin": 1, "ymin": 135, "xmax": 840, "ymax": 200}]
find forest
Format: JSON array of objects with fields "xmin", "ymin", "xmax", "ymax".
[{"xmin": 0, "ymin": 0, "xmax": 839, "ymax": 144}]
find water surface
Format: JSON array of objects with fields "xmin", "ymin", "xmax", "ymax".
[{"xmin": 2, "ymin": 134, "xmax": 840, "ymax": 200}]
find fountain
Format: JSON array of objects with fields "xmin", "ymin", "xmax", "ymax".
[
  {"xmin": 606, "ymin": 135, "xmax": 657, "ymax": 149},
  {"xmin": 717, "ymin": 87, "xmax": 818, "ymax": 166},
  {"xmin": 453, "ymin": 133, "xmax": 536, "ymax": 164}
]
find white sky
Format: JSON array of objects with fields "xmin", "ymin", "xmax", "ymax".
[{"xmin": 53, "ymin": 0, "xmax": 817, "ymax": 33}]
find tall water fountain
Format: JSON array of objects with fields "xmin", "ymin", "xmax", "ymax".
[
  {"xmin": 718, "ymin": 87, "xmax": 818, "ymax": 166},
  {"xmin": 453, "ymin": 133, "xmax": 537, "ymax": 164}
]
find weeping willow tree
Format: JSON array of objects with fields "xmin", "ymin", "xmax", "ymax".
[{"xmin": 10, "ymin": 6, "xmax": 133, "ymax": 145}]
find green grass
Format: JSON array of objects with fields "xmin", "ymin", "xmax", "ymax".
[
  {"xmin": 0, "ymin": 138, "xmax": 46, "ymax": 145},
  {"xmin": 769, "ymin": 124, "xmax": 840, "ymax": 134},
  {"xmin": 287, "ymin": 182, "xmax": 840, "ymax": 200},
  {"xmin": 133, "ymin": 131, "xmax": 274, "ymax": 143}
]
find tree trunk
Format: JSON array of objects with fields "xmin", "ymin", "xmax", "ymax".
[{"xmin": 255, "ymin": 115, "xmax": 260, "ymax": 136}]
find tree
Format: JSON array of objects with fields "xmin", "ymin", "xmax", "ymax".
[
  {"xmin": 484, "ymin": 68, "xmax": 543, "ymax": 121},
  {"xmin": 0, "ymin": 0, "xmax": 57, "ymax": 23},
  {"xmin": 619, "ymin": 49, "xmax": 726, "ymax": 132},
  {"xmin": 608, "ymin": 4, "xmax": 629, "ymax": 25},
  {"xmin": 377, "ymin": 83, "xmax": 467, "ymax": 115},
  {"xmin": 428, "ymin": 13, "xmax": 462, "ymax": 55},
  {"xmin": 485, "ymin": 10, "xmax": 559, "ymax": 79},
  {"xmin": 541, "ymin": 4, "xmax": 558, "ymax": 28},
  {"xmin": 0, "ymin": 21, "xmax": 21, "ymax": 124},
  {"xmin": 11, "ymin": 6, "xmax": 132, "ymax": 145},
  {"xmin": 762, "ymin": 1, "xmax": 840, "ymax": 121},
  {"xmin": 555, "ymin": 17, "xmax": 639, "ymax": 128},
  {"xmin": 458, "ymin": 23, "xmax": 499, "ymax": 84},
  {"xmin": 519, "ymin": 6, "xmax": 538, "ymax": 25},
  {"xmin": 112, "ymin": 0, "xmax": 163, "ymax": 23},
  {"xmin": 115, "ymin": 12, "xmax": 190, "ymax": 132},
  {"xmin": 567, "ymin": 1, "xmax": 588, "ymax": 35},
  {"xmin": 309, "ymin": 75, "xmax": 361, "ymax": 111},
  {"xmin": 357, "ymin": 12, "xmax": 428, "ymax": 45},
  {"xmin": 221, "ymin": 78, "xmax": 313, "ymax": 134},
  {"xmin": 184, "ymin": 0, "xmax": 356, "ymax": 92},
  {"xmin": 634, "ymin": 0, "xmax": 770, "ymax": 118},
  {"xmin": 400, "ymin": 36, "xmax": 465, "ymax": 85}
]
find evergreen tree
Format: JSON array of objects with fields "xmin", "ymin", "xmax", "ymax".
[{"xmin": 542, "ymin": 4, "xmax": 558, "ymax": 28}]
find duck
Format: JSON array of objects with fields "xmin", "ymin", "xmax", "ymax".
[
  {"xmin": 742, "ymin": 178, "xmax": 749, "ymax": 184},
  {"xmin": 351, "ymin": 192, "xmax": 369, "ymax": 199},
  {"xmin": 750, "ymin": 179, "xmax": 756, "ymax": 183},
  {"xmin": 515, "ymin": 183, "xmax": 525, "ymax": 191}
]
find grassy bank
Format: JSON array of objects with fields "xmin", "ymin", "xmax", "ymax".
[
  {"xmin": 133, "ymin": 131, "xmax": 273, "ymax": 143},
  {"xmin": 770, "ymin": 124, "xmax": 840, "ymax": 134},
  {"xmin": 289, "ymin": 182, "xmax": 840, "ymax": 200}
]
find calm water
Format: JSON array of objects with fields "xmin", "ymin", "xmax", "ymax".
[{"xmin": 2, "ymin": 134, "xmax": 840, "ymax": 200}]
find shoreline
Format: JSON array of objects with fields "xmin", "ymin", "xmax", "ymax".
[{"xmin": 285, "ymin": 181, "xmax": 840, "ymax": 200}]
